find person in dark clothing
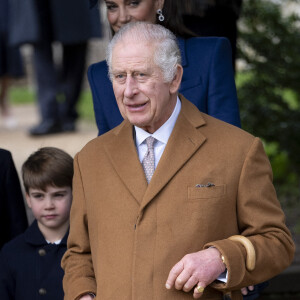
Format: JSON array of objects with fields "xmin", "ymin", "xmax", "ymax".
[
  {"xmin": 0, "ymin": 147, "xmax": 73, "ymax": 300},
  {"xmin": 0, "ymin": 149, "xmax": 28, "ymax": 250}
]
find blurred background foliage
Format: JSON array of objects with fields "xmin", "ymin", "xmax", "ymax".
[{"xmin": 236, "ymin": 0, "xmax": 300, "ymax": 223}]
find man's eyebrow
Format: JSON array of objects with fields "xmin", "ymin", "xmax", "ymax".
[{"xmin": 111, "ymin": 68, "xmax": 150, "ymax": 74}]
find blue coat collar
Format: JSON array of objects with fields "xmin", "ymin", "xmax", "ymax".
[{"xmin": 24, "ymin": 220, "xmax": 69, "ymax": 246}]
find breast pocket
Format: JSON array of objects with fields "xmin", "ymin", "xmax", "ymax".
[
  {"xmin": 188, "ymin": 184, "xmax": 226, "ymax": 200},
  {"xmin": 172, "ymin": 184, "xmax": 228, "ymax": 242}
]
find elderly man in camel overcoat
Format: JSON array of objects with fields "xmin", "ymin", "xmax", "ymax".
[{"xmin": 62, "ymin": 22, "xmax": 294, "ymax": 300}]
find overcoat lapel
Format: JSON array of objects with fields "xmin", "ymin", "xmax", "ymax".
[
  {"xmin": 104, "ymin": 122, "xmax": 147, "ymax": 205},
  {"xmin": 104, "ymin": 97, "xmax": 207, "ymax": 210},
  {"xmin": 140, "ymin": 97, "xmax": 207, "ymax": 211}
]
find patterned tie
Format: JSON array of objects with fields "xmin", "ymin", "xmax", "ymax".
[{"xmin": 142, "ymin": 136, "xmax": 156, "ymax": 183}]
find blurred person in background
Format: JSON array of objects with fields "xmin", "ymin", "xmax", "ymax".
[
  {"xmin": 0, "ymin": 0, "xmax": 24, "ymax": 129},
  {"xmin": 9, "ymin": 0, "xmax": 102, "ymax": 136}
]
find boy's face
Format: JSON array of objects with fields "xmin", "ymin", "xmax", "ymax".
[{"xmin": 26, "ymin": 185, "xmax": 72, "ymax": 234}]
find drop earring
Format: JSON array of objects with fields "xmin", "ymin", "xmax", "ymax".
[{"xmin": 156, "ymin": 9, "xmax": 165, "ymax": 22}]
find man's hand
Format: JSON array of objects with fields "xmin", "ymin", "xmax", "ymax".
[{"xmin": 165, "ymin": 248, "xmax": 226, "ymax": 299}]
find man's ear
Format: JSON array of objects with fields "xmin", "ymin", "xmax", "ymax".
[
  {"xmin": 169, "ymin": 65, "xmax": 183, "ymax": 94},
  {"xmin": 25, "ymin": 193, "xmax": 32, "ymax": 208}
]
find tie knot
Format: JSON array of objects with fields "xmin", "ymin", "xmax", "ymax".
[{"xmin": 145, "ymin": 136, "xmax": 155, "ymax": 150}]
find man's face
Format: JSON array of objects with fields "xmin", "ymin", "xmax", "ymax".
[{"xmin": 111, "ymin": 39, "xmax": 180, "ymax": 133}]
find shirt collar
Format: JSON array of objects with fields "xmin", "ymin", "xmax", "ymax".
[{"xmin": 135, "ymin": 96, "xmax": 181, "ymax": 146}]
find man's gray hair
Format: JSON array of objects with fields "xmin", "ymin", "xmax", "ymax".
[{"xmin": 106, "ymin": 22, "xmax": 181, "ymax": 82}]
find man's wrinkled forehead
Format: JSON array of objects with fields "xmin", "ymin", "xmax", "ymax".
[
  {"xmin": 114, "ymin": 30, "xmax": 152, "ymax": 49},
  {"xmin": 112, "ymin": 38, "xmax": 156, "ymax": 65}
]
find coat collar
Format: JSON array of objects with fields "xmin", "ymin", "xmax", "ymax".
[
  {"xmin": 25, "ymin": 220, "xmax": 69, "ymax": 246},
  {"xmin": 104, "ymin": 95, "xmax": 206, "ymax": 210}
]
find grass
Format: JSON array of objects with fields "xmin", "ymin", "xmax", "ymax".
[{"xmin": 9, "ymin": 86, "xmax": 95, "ymax": 122}]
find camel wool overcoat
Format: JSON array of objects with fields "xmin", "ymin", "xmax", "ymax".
[{"xmin": 62, "ymin": 96, "xmax": 294, "ymax": 300}]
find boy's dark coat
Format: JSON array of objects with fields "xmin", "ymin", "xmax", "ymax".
[{"xmin": 0, "ymin": 220, "xmax": 68, "ymax": 300}]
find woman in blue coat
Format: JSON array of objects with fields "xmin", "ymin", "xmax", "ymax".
[{"xmin": 88, "ymin": 0, "xmax": 241, "ymax": 136}]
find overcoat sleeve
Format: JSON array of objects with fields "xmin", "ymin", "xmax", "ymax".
[
  {"xmin": 204, "ymin": 138, "xmax": 295, "ymax": 291},
  {"xmin": 62, "ymin": 154, "xmax": 96, "ymax": 300}
]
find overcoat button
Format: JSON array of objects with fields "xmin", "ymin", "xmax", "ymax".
[
  {"xmin": 39, "ymin": 288, "xmax": 47, "ymax": 295},
  {"xmin": 38, "ymin": 249, "xmax": 46, "ymax": 256}
]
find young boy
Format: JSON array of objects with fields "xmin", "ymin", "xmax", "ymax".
[{"xmin": 0, "ymin": 147, "xmax": 73, "ymax": 300}]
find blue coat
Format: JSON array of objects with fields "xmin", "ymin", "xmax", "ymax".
[
  {"xmin": 88, "ymin": 36, "xmax": 241, "ymax": 135},
  {"xmin": 0, "ymin": 221, "xmax": 68, "ymax": 300}
]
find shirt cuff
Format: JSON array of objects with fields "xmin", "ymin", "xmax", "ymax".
[{"xmin": 217, "ymin": 269, "xmax": 228, "ymax": 283}]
